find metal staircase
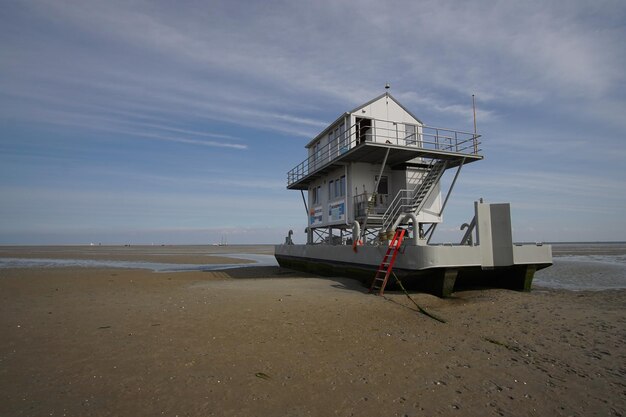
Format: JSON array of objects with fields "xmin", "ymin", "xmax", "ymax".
[{"xmin": 381, "ymin": 159, "xmax": 448, "ymax": 232}]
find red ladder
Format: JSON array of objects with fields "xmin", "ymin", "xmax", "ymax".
[{"xmin": 369, "ymin": 229, "xmax": 406, "ymax": 296}]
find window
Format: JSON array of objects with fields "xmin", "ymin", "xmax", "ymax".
[
  {"xmin": 376, "ymin": 175, "xmax": 388, "ymax": 195},
  {"xmin": 356, "ymin": 118, "xmax": 372, "ymax": 143},
  {"xmin": 328, "ymin": 180, "xmax": 333, "ymax": 199},
  {"xmin": 311, "ymin": 185, "xmax": 322, "ymax": 205},
  {"xmin": 334, "ymin": 179, "xmax": 340, "ymax": 198},
  {"xmin": 406, "ymin": 124, "xmax": 416, "ymax": 146},
  {"xmin": 339, "ymin": 175, "xmax": 346, "ymax": 197}
]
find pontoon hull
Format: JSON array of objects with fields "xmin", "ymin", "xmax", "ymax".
[{"xmin": 274, "ymin": 243, "xmax": 552, "ymax": 297}]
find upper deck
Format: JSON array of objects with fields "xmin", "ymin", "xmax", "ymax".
[{"xmin": 287, "ymin": 118, "xmax": 482, "ymax": 190}]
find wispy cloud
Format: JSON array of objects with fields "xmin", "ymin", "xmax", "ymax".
[
  {"xmin": 0, "ymin": 185, "xmax": 303, "ymax": 231},
  {"xmin": 1, "ymin": 0, "xmax": 625, "ymax": 243},
  {"xmin": 4, "ymin": 0, "xmax": 624, "ymax": 136},
  {"xmin": 3, "ymin": 103, "xmax": 249, "ymax": 150}
]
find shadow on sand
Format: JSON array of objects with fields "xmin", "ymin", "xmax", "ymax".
[{"xmin": 203, "ymin": 265, "xmax": 368, "ymax": 292}]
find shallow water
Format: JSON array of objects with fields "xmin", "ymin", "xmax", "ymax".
[
  {"xmin": 2, "ymin": 244, "xmax": 625, "ymax": 291},
  {"xmin": 534, "ymin": 243, "xmax": 626, "ymax": 291},
  {"xmin": 0, "ymin": 253, "xmax": 278, "ymax": 272}
]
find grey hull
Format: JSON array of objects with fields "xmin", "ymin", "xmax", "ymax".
[{"xmin": 274, "ymin": 243, "xmax": 552, "ymax": 297}]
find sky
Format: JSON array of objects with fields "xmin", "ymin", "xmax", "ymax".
[{"xmin": 1, "ymin": 0, "xmax": 625, "ymax": 245}]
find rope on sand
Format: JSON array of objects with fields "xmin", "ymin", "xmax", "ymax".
[{"xmin": 385, "ymin": 272, "xmax": 447, "ymax": 324}]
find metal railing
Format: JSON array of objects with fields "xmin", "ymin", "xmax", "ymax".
[
  {"xmin": 380, "ymin": 159, "xmax": 447, "ymax": 232},
  {"xmin": 354, "ymin": 192, "xmax": 389, "ymax": 217},
  {"xmin": 287, "ymin": 118, "xmax": 480, "ymax": 186}
]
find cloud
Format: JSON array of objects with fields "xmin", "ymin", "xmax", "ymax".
[
  {"xmin": 128, "ymin": 173, "xmax": 286, "ymax": 191},
  {"xmin": 0, "ymin": 185, "xmax": 303, "ymax": 231},
  {"xmin": 4, "ymin": 0, "xmax": 624, "ymax": 136},
  {"xmin": 462, "ymin": 169, "xmax": 625, "ymax": 200},
  {"xmin": 1, "ymin": 0, "xmax": 625, "ymax": 243}
]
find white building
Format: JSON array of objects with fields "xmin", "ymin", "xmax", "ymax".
[{"xmin": 287, "ymin": 92, "xmax": 480, "ymax": 244}]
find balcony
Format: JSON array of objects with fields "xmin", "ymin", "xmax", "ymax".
[{"xmin": 287, "ymin": 119, "xmax": 482, "ymax": 189}]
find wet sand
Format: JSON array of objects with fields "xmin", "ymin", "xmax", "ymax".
[{"xmin": 0, "ymin": 246, "xmax": 624, "ymax": 416}]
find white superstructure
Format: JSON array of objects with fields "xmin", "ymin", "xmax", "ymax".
[
  {"xmin": 276, "ymin": 91, "xmax": 551, "ymax": 297},
  {"xmin": 287, "ymin": 92, "xmax": 480, "ymax": 244}
]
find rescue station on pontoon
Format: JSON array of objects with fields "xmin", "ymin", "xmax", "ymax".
[{"xmin": 274, "ymin": 91, "xmax": 552, "ymax": 297}]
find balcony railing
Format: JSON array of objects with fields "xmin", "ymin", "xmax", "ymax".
[
  {"xmin": 354, "ymin": 192, "xmax": 389, "ymax": 218},
  {"xmin": 287, "ymin": 118, "xmax": 481, "ymax": 187}
]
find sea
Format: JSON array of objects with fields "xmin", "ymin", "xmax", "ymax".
[
  {"xmin": 533, "ymin": 242, "xmax": 626, "ymax": 291},
  {"xmin": 1, "ymin": 243, "xmax": 625, "ymax": 291},
  {"xmin": 0, "ymin": 253, "xmax": 279, "ymax": 273}
]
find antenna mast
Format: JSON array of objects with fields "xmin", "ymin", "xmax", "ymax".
[{"xmin": 472, "ymin": 94, "xmax": 477, "ymax": 136}]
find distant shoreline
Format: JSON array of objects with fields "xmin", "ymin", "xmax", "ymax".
[{"xmin": 1, "ymin": 241, "xmax": 625, "ymax": 247}]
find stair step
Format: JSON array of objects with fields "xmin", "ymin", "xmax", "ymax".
[{"xmin": 380, "ymin": 161, "xmax": 448, "ymax": 231}]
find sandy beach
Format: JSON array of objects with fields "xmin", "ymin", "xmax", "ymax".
[{"xmin": 1, "ymin": 246, "xmax": 624, "ymax": 416}]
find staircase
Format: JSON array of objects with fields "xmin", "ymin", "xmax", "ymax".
[
  {"xmin": 369, "ymin": 229, "xmax": 406, "ymax": 295},
  {"xmin": 381, "ymin": 159, "xmax": 448, "ymax": 232}
]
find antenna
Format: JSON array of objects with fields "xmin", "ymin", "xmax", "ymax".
[
  {"xmin": 472, "ymin": 94, "xmax": 477, "ymax": 136},
  {"xmin": 472, "ymin": 94, "xmax": 478, "ymax": 154},
  {"xmin": 385, "ymin": 83, "xmax": 390, "ymax": 116}
]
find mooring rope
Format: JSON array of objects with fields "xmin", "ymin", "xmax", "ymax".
[{"xmin": 385, "ymin": 272, "xmax": 447, "ymax": 324}]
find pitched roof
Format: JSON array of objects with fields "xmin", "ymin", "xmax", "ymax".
[
  {"xmin": 349, "ymin": 92, "xmax": 424, "ymax": 125},
  {"xmin": 305, "ymin": 92, "xmax": 423, "ymax": 148}
]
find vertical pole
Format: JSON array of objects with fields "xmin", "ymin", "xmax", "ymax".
[
  {"xmin": 472, "ymin": 94, "xmax": 478, "ymax": 154},
  {"xmin": 300, "ymin": 190, "xmax": 309, "ymax": 217},
  {"xmin": 426, "ymin": 159, "xmax": 464, "ymax": 244},
  {"xmin": 472, "ymin": 94, "xmax": 477, "ymax": 135}
]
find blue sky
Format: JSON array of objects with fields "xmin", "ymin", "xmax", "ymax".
[{"xmin": 1, "ymin": 0, "xmax": 625, "ymax": 245}]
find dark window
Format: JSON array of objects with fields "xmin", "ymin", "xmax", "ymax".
[
  {"xmin": 376, "ymin": 175, "xmax": 388, "ymax": 195},
  {"xmin": 339, "ymin": 175, "xmax": 346, "ymax": 197},
  {"xmin": 356, "ymin": 117, "xmax": 372, "ymax": 144}
]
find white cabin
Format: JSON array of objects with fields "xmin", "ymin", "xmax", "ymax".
[{"xmin": 287, "ymin": 93, "xmax": 481, "ymax": 243}]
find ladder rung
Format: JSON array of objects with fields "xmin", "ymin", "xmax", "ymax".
[{"xmin": 370, "ymin": 229, "xmax": 406, "ymax": 295}]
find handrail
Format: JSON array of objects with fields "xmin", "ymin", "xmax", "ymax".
[
  {"xmin": 380, "ymin": 159, "xmax": 446, "ymax": 231},
  {"xmin": 287, "ymin": 117, "xmax": 481, "ymax": 187}
]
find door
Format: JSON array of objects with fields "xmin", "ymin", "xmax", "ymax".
[
  {"xmin": 375, "ymin": 175, "xmax": 389, "ymax": 213},
  {"xmin": 356, "ymin": 117, "xmax": 372, "ymax": 144}
]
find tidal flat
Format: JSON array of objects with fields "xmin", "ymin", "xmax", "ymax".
[{"xmin": 0, "ymin": 244, "xmax": 624, "ymax": 416}]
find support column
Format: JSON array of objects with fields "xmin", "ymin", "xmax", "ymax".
[
  {"xmin": 513, "ymin": 265, "xmax": 536, "ymax": 292},
  {"xmin": 441, "ymin": 268, "xmax": 459, "ymax": 297},
  {"xmin": 421, "ymin": 268, "xmax": 458, "ymax": 297}
]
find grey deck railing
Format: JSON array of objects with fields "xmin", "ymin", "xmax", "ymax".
[{"xmin": 287, "ymin": 118, "xmax": 480, "ymax": 187}]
